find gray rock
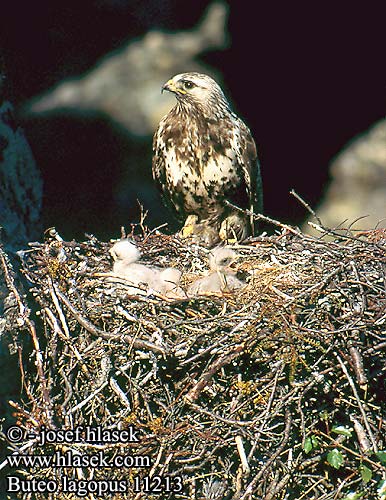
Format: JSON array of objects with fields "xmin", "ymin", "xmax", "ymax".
[
  {"xmin": 304, "ymin": 118, "xmax": 386, "ymax": 234},
  {"xmin": 0, "ymin": 99, "xmax": 43, "ymax": 250},
  {"xmin": 26, "ymin": 2, "xmax": 229, "ymax": 136}
]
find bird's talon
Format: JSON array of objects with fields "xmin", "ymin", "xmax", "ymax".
[
  {"xmin": 180, "ymin": 215, "xmax": 199, "ymax": 238},
  {"xmin": 180, "ymin": 224, "xmax": 196, "ymax": 238}
]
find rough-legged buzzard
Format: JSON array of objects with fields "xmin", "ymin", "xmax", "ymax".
[{"xmin": 152, "ymin": 72, "xmax": 262, "ymax": 246}]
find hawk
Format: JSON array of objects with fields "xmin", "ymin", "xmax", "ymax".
[{"xmin": 152, "ymin": 72, "xmax": 262, "ymax": 246}]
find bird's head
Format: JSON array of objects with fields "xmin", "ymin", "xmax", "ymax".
[
  {"xmin": 209, "ymin": 247, "xmax": 238, "ymax": 272},
  {"xmin": 162, "ymin": 72, "xmax": 229, "ymax": 114},
  {"xmin": 110, "ymin": 240, "xmax": 141, "ymax": 265}
]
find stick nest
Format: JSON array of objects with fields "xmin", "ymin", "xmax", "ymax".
[{"xmin": 1, "ymin": 225, "xmax": 386, "ymax": 499}]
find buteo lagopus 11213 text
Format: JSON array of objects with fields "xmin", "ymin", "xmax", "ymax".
[{"xmin": 152, "ymin": 72, "xmax": 262, "ymax": 246}]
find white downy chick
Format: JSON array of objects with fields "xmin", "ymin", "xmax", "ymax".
[
  {"xmin": 188, "ymin": 247, "xmax": 244, "ymax": 295},
  {"xmin": 158, "ymin": 267, "xmax": 184, "ymax": 297},
  {"xmin": 110, "ymin": 240, "xmax": 141, "ymax": 268},
  {"xmin": 110, "ymin": 240, "xmax": 154, "ymax": 289},
  {"xmin": 110, "ymin": 240, "xmax": 182, "ymax": 297}
]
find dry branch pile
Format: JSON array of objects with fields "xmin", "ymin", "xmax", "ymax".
[{"xmin": 1, "ymin": 224, "xmax": 386, "ymax": 499}]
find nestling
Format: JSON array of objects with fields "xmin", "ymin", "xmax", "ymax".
[
  {"xmin": 187, "ymin": 247, "xmax": 244, "ymax": 295},
  {"xmin": 110, "ymin": 240, "xmax": 183, "ymax": 297},
  {"xmin": 153, "ymin": 72, "xmax": 263, "ymax": 247}
]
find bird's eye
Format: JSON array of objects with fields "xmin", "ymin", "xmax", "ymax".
[{"xmin": 183, "ymin": 80, "xmax": 195, "ymax": 90}]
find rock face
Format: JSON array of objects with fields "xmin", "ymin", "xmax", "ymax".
[
  {"xmin": 0, "ymin": 76, "xmax": 42, "ymax": 414},
  {"xmin": 26, "ymin": 2, "xmax": 228, "ymax": 136},
  {"xmin": 0, "ymin": 97, "xmax": 43, "ymax": 251},
  {"xmin": 0, "ymin": 91, "xmax": 42, "ymax": 339},
  {"xmin": 304, "ymin": 119, "xmax": 386, "ymax": 234}
]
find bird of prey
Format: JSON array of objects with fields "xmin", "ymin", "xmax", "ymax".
[{"xmin": 152, "ymin": 72, "xmax": 262, "ymax": 246}]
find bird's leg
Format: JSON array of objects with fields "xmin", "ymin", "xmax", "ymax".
[
  {"xmin": 179, "ymin": 215, "xmax": 221, "ymax": 247},
  {"xmin": 180, "ymin": 214, "xmax": 200, "ymax": 238},
  {"xmin": 219, "ymin": 212, "xmax": 249, "ymax": 243},
  {"xmin": 190, "ymin": 224, "xmax": 221, "ymax": 247}
]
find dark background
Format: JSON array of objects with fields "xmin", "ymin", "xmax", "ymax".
[{"xmin": 1, "ymin": 1, "xmax": 385, "ymax": 240}]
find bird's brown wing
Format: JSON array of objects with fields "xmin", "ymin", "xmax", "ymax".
[
  {"xmin": 152, "ymin": 129, "xmax": 165, "ymax": 193},
  {"xmin": 244, "ymin": 132, "xmax": 263, "ymax": 215},
  {"xmin": 230, "ymin": 117, "xmax": 263, "ymax": 235}
]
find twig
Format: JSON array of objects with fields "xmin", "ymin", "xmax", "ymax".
[
  {"xmin": 290, "ymin": 189, "xmax": 323, "ymax": 227},
  {"xmin": 348, "ymin": 342, "xmax": 368, "ymax": 387},
  {"xmin": 224, "ymin": 200, "xmax": 303, "ymax": 237},
  {"xmin": 0, "ymin": 247, "xmax": 53, "ymax": 425},
  {"xmin": 264, "ymin": 472, "xmax": 292, "ymax": 500},
  {"xmin": 54, "ymin": 285, "xmax": 169, "ymax": 355},
  {"xmin": 44, "ymin": 307, "xmax": 91, "ymax": 378},
  {"xmin": 184, "ymin": 343, "xmax": 246, "ymax": 402},
  {"xmin": 235, "ymin": 410, "xmax": 292, "ymax": 500},
  {"xmin": 335, "ymin": 353, "xmax": 378, "ymax": 453},
  {"xmin": 235, "ymin": 435, "xmax": 250, "ymax": 474}
]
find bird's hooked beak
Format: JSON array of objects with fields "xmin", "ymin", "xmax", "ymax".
[
  {"xmin": 161, "ymin": 80, "xmax": 172, "ymax": 93},
  {"xmin": 161, "ymin": 79, "xmax": 186, "ymax": 95}
]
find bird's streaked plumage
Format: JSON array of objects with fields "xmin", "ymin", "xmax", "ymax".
[{"xmin": 152, "ymin": 72, "xmax": 262, "ymax": 246}]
